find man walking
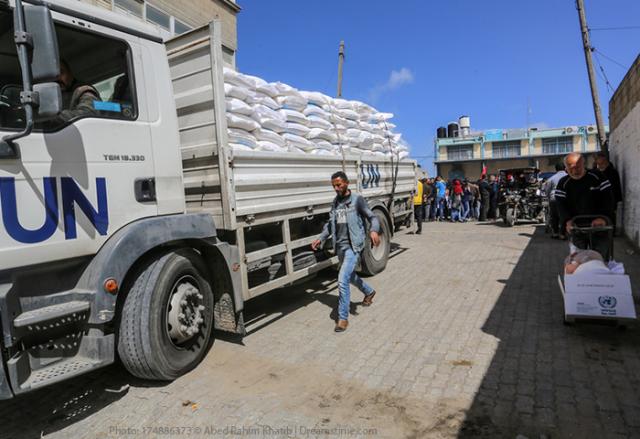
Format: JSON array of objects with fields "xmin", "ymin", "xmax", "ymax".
[
  {"xmin": 556, "ymin": 153, "xmax": 615, "ymax": 260},
  {"xmin": 312, "ymin": 171, "xmax": 380, "ymax": 332},
  {"xmin": 544, "ymin": 163, "xmax": 568, "ymax": 239}
]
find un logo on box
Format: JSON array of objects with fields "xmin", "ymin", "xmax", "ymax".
[{"xmin": 598, "ymin": 296, "xmax": 617, "ymax": 309}]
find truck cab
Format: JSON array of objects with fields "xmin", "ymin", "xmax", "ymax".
[{"xmin": 0, "ymin": 0, "xmax": 239, "ymax": 399}]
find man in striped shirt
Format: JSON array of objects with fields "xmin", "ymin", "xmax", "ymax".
[{"xmin": 555, "ymin": 152, "xmax": 615, "ymax": 260}]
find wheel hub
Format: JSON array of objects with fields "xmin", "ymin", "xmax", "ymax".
[{"xmin": 167, "ymin": 278, "xmax": 205, "ymax": 345}]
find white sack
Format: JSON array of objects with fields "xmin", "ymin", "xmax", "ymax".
[
  {"xmin": 228, "ymin": 128, "xmax": 258, "ymax": 149},
  {"xmin": 310, "ymin": 138, "xmax": 335, "ymax": 150},
  {"xmin": 225, "ymin": 97, "xmax": 254, "ymax": 116},
  {"xmin": 333, "ymin": 98, "xmax": 353, "ymax": 110},
  {"xmin": 224, "ymin": 83, "xmax": 252, "ymax": 102},
  {"xmin": 300, "ymin": 91, "xmax": 331, "ymax": 106},
  {"xmin": 223, "ymin": 67, "xmax": 256, "ymax": 89},
  {"xmin": 307, "ymin": 128, "xmax": 337, "ymax": 143},
  {"xmin": 307, "ymin": 115, "xmax": 333, "ymax": 130},
  {"xmin": 227, "ymin": 113, "xmax": 260, "ymax": 131},
  {"xmin": 246, "ymin": 92, "xmax": 280, "ymax": 110},
  {"xmin": 256, "ymin": 83, "xmax": 280, "ymax": 98},
  {"xmin": 276, "ymin": 95, "xmax": 308, "ymax": 112},
  {"xmin": 283, "ymin": 133, "xmax": 314, "ymax": 151},
  {"xmin": 279, "ymin": 108, "xmax": 308, "ymax": 125},
  {"xmin": 285, "ymin": 122, "xmax": 311, "ymax": 137},
  {"xmin": 254, "ymin": 127, "xmax": 286, "ymax": 146},
  {"xmin": 257, "ymin": 141, "xmax": 287, "ymax": 152},
  {"xmin": 303, "ymin": 105, "xmax": 329, "ymax": 118},
  {"xmin": 231, "ymin": 144, "xmax": 254, "ymax": 152}
]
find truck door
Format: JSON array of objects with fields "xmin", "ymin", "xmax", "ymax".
[{"xmin": 0, "ymin": 11, "xmax": 156, "ymax": 270}]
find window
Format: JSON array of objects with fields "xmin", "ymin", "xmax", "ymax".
[
  {"xmin": 447, "ymin": 144, "xmax": 474, "ymax": 161},
  {"xmin": 492, "ymin": 140, "xmax": 521, "ymax": 158},
  {"xmin": 114, "ymin": 0, "xmax": 143, "ymax": 18},
  {"xmin": 146, "ymin": 4, "xmax": 170, "ymax": 31},
  {"xmin": 174, "ymin": 19, "xmax": 192, "ymax": 35},
  {"xmin": 0, "ymin": 12, "xmax": 137, "ymax": 132},
  {"xmin": 542, "ymin": 137, "xmax": 573, "ymax": 154}
]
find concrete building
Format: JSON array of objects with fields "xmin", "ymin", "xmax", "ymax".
[
  {"xmin": 79, "ymin": 0, "xmax": 240, "ymax": 63},
  {"xmin": 609, "ymin": 54, "xmax": 640, "ymax": 249},
  {"xmin": 434, "ymin": 123, "xmax": 606, "ymax": 180}
]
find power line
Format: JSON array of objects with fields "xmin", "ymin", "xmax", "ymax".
[
  {"xmin": 589, "ymin": 25, "xmax": 640, "ymax": 31},
  {"xmin": 592, "ymin": 48, "xmax": 628, "ymax": 70},
  {"xmin": 593, "ymin": 51, "xmax": 614, "ymax": 93}
]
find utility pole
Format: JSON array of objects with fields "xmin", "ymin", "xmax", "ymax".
[
  {"xmin": 576, "ymin": 0, "xmax": 608, "ymax": 155},
  {"xmin": 337, "ymin": 40, "xmax": 345, "ymax": 98}
]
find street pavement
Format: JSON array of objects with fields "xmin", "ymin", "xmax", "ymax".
[{"xmin": 1, "ymin": 221, "xmax": 640, "ymax": 438}]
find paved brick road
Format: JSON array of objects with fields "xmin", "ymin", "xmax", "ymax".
[{"xmin": 2, "ymin": 222, "xmax": 639, "ymax": 438}]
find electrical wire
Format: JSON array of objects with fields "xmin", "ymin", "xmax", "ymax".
[
  {"xmin": 589, "ymin": 25, "xmax": 640, "ymax": 31},
  {"xmin": 592, "ymin": 48, "xmax": 629, "ymax": 70},
  {"xmin": 593, "ymin": 50, "xmax": 614, "ymax": 93}
]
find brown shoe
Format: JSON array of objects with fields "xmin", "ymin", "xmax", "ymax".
[
  {"xmin": 362, "ymin": 291, "xmax": 377, "ymax": 307},
  {"xmin": 334, "ymin": 319, "xmax": 348, "ymax": 332}
]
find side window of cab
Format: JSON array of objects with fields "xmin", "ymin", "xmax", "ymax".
[{"xmin": 0, "ymin": 12, "xmax": 137, "ymax": 132}]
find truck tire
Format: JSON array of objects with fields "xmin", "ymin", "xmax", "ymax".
[
  {"xmin": 360, "ymin": 210, "xmax": 391, "ymax": 276},
  {"xmin": 118, "ymin": 249, "xmax": 214, "ymax": 380}
]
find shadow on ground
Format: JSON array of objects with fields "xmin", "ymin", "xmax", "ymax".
[
  {"xmin": 0, "ymin": 240, "xmax": 406, "ymax": 439},
  {"xmin": 459, "ymin": 227, "xmax": 640, "ymax": 438}
]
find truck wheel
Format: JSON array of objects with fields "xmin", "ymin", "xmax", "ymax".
[
  {"xmin": 118, "ymin": 249, "xmax": 214, "ymax": 380},
  {"xmin": 360, "ymin": 210, "xmax": 391, "ymax": 276},
  {"xmin": 505, "ymin": 208, "xmax": 516, "ymax": 227}
]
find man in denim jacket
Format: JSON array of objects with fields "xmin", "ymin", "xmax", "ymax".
[{"xmin": 312, "ymin": 171, "xmax": 381, "ymax": 333}]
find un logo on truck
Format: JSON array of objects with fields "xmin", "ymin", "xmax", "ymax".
[{"xmin": 598, "ymin": 296, "xmax": 617, "ymax": 309}]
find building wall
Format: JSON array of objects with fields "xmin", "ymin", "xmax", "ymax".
[
  {"xmin": 149, "ymin": 0, "xmax": 237, "ymax": 50},
  {"xmin": 610, "ymin": 55, "xmax": 640, "ymax": 133},
  {"xmin": 609, "ymin": 103, "xmax": 640, "ymax": 249},
  {"xmin": 609, "ymin": 55, "xmax": 640, "ymax": 249},
  {"xmin": 79, "ymin": 0, "xmax": 238, "ymax": 50}
]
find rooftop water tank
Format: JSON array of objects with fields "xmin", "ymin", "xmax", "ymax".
[
  {"xmin": 437, "ymin": 126, "xmax": 447, "ymax": 139},
  {"xmin": 459, "ymin": 116, "xmax": 470, "ymax": 137},
  {"xmin": 447, "ymin": 122, "xmax": 459, "ymax": 138}
]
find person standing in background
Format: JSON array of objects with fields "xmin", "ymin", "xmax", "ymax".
[
  {"xmin": 413, "ymin": 178, "xmax": 424, "ymax": 234},
  {"xmin": 544, "ymin": 163, "xmax": 568, "ymax": 239}
]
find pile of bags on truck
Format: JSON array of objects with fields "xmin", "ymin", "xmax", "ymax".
[{"xmin": 223, "ymin": 67, "xmax": 410, "ymax": 159}]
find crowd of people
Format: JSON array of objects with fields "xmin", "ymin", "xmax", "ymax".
[
  {"xmin": 415, "ymin": 152, "xmax": 623, "ymax": 264},
  {"xmin": 413, "ymin": 174, "xmax": 501, "ymax": 233}
]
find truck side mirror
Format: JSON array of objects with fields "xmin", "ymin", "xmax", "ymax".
[
  {"xmin": 24, "ymin": 4, "xmax": 62, "ymax": 120},
  {"xmin": 33, "ymin": 82, "xmax": 62, "ymax": 120},
  {"xmin": 23, "ymin": 4, "xmax": 60, "ymax": 83}
]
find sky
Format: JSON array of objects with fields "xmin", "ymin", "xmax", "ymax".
[{"xmin": 234, "ymin": 0, "xmax": 640, "ymax": 175}]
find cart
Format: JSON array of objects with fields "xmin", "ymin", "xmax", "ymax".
[{"xmin": 557, "ymin": 216, "xmax": 636, "ymax": 326}]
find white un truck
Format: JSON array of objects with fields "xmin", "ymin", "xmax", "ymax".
[{"xmin": 0, "ymin": 0, "xmax": 416, "ymax": 398}]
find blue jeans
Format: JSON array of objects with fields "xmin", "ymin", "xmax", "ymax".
[
  {"xmin": 337, "ymin": 245, "xmax": 375, "ymax": 320},
  {"xmin": 451, "ymin": 208, "xmax": 461, "ymax": 222},
  {"xmin": 435, "ymin": 197, "xmax": 445, "ymax": 219},
  {"xmin": 461, "ymin": 200, "xmax": 470, "ymax": 220}
]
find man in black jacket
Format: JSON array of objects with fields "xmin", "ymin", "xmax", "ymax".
[
  {"xmin": 556, "ymin": 153, "xmax": 615, "ymax": 260},
  {"xmin": 478, "ymin": 176, "xmax": 491, "ymax": 221}
]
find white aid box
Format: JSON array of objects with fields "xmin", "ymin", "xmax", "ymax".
[{"xmin": 563, "ymin": 274, "xmax": 637, "ymax": 320}]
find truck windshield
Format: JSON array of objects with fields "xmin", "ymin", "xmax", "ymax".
[{"xmin": 0, "ymin": 9, "xmax": 137, "ymax": 132}]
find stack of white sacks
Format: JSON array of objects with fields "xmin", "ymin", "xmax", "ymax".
[{"xmin": 224, "ymin": 67, "xmax": 410, "ymax": 160}]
